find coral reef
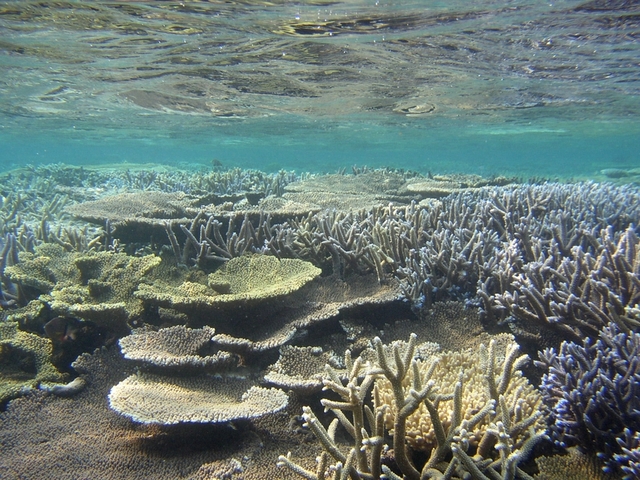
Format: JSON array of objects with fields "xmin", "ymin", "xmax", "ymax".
[
  {"xmin": 375, "ymin": 335, "xmax": 544, "ymax": 455},
  {"xmin": 6, "ymin": 243, "xmax": 161, "ymax": 331},
  {"xmin": 0, "ymin": 321, "xmax": 65, "ymax": 405},
  {"xmin": 137, "ymin": 260, "xmax": 400, "ymax": 354},
  {"xmin": 536, "ymin": 322, "xmax": 640, "ymax": 477},
  {"xmin": 278, "ymin": 334, "xmax": 547, "ymax": 479},
  {"xmin": 2, "ymin": 166, "xmax": 640, "ymax": 480},
  {"xmin": 109, "ymin": 373, "xmax": 289, "ymax": 425}
]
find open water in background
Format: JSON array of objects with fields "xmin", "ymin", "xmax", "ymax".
[{"xmin": 0, "ymin": 0, "xmax": 638, "ymax": 178}]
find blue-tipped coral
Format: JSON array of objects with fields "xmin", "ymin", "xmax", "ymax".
[{"xmin": 536, "ymin": 322, "xmax": 640, "ymax": 477}]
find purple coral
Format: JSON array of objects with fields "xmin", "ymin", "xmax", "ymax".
[
  {"xmin": 616, "ymin": 429, "xmax": 640, "ymax": 479},
  {"xmin": 537, "ymin": 323, "xmax": 640, "ymax": 477}
]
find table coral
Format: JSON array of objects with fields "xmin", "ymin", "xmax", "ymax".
[
  {"xmin": 65, "ymin": 191, "xmax": 196, "ymax": 225},
  {"xmin": 135, "ymin": 254, "xmax": 321, "ymax": 308},
  {"xmin": 0, "ymin": 321, "xmax": 65, "ymax": 405},
  {"xmin": 109, "ymin": 373, "xmax": 289, "ymax": 425},
  {"xmin": 118, "ymin": 325, "xmax": 236, "ymax": 369}
]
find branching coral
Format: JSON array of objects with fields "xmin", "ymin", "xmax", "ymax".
[
  {"xmin": 536, "ymin": 322, "xmax": 640, "ymax": 477},
  {"xmin": 483, "ymin": 225, "xmax": 640, "ymax": 341},
  {"xmin": 278, "ymin": 334, "xmax": 547, "ymax": 480}
]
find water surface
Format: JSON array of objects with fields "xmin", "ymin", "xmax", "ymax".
[{"xmin": 0, "ymin": 0, "xmax": 638, "ymax": 177}]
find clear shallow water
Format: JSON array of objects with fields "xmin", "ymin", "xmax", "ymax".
[{"xmin": 0, "ymin": 0, "xmax": 638, "ymax": 177}]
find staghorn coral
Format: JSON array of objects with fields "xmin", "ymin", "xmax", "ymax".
[
  {"xmin": 165, "ymin": 211, "xmax": 299, "ymax": 268},
  {"xmin": 375, "ymin": 335, "xmax": 545, "ymax": 455},
  {"xmin": 109, "ymin": 373, "xmax": 289, "ymax": 425},
  {"xmin": 615, "ymin": 429, "xmax": 640, "ymax": 480},
  {"xmin": 484, "ymin": 225, "xmax": 640, "ymax": 342},
  {"xmin": 536, "ymin": 322, "xmax": 640, "ymax": 477},
  {"xmin": 161, "ymin": 180, "xmax": 640, "ymax": 321},
  {"xmin": 278, "ymin": 334, "xmax": 547, "ymax": 480}
]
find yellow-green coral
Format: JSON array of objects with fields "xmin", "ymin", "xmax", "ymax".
[
  {"xmin": 0, "ymin": 322, "xmax": 65, "ymax": 404},
  {"xmin": 6, "ymin": 244, "xmax": 160, "ymax": 325},
  {"xmin": 135, "ymin": 254, "xmax": 321, "ymax": 310}
]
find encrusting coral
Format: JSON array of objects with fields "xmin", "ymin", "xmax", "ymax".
[{"xmin": 278, "ymin": 334, "xmax": 547, "ymax": 480}]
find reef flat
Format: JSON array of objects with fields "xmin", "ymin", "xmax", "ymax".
[{"xmin": 0, "ymin": 163, "xmax": 638, "ymax": 479}]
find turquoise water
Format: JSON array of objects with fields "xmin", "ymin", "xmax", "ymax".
[
  {"xmin": 0, "ymin": 0, "xmax": 639, "ymax": 177},
  {"xmin": 2, "ymin": 122, "xmax": 639, "ymax": 177}
]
